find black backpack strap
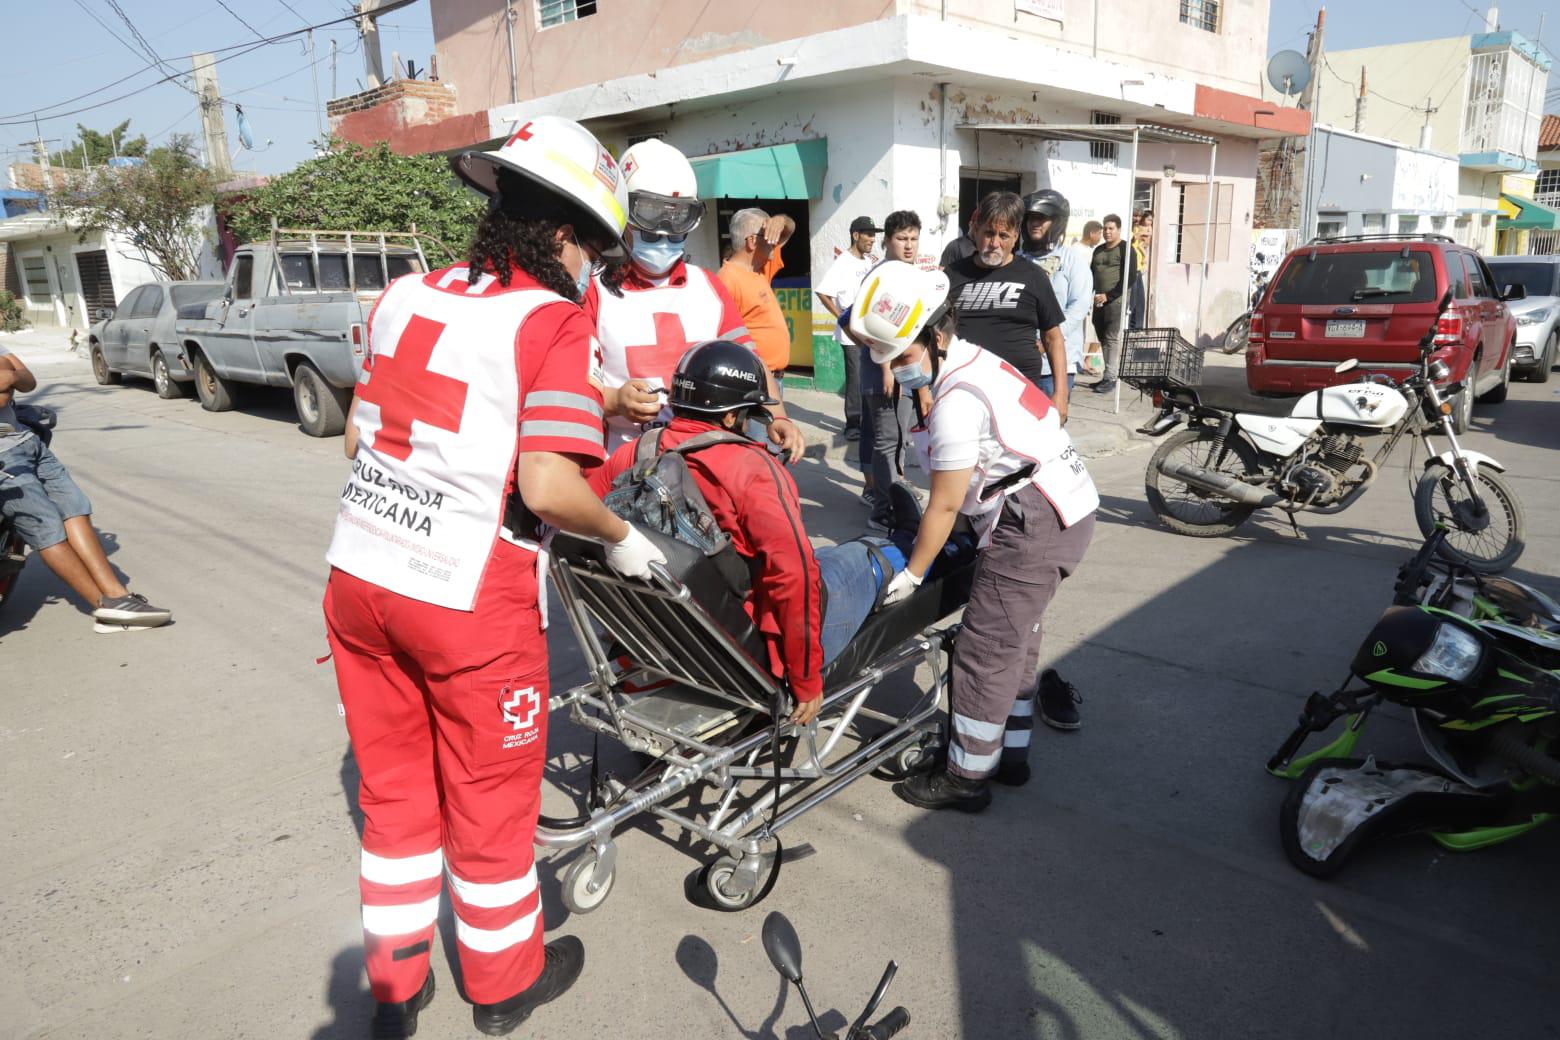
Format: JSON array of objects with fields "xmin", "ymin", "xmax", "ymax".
[{"xmin": 669, "ymin": 429, "xmax": 754, "ymax": 456}]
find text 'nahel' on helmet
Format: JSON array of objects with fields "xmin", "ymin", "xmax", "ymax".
[
  {"xmin": 669, "ymin": 340, "xmax": 780, "ymax": 415},
  {"xmin": 1022, "ymin": 189, "xmax": 1071, "ymax": 251},
  {"xmin": 621, "ymin": 138, "xmax": 706, "ymax": 236},
  {"xmin": 847, "ymin": 261, "xmax": 952, "ymax": 365},
  {"xmin": 451, "ymin": 116, "xmax": 629, "ymax": 259}
]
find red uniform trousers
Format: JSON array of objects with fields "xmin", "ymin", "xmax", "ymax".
[{"xmin": 322, "ymin": 538, "xmax": 549, "ymax": 1005}]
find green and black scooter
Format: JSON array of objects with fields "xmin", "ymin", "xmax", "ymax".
[{"xmin": 1267, "ymin": 527, "xmax": 1560, "ymax": 877}]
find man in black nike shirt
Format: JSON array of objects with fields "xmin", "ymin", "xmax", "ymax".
[{"xmin": 944, "ymin": 191, "xmax": 1070, "ymax": 421}]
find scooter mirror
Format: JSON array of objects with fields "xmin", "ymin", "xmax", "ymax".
[
  {"xmin": 762, "ymin": 911, "xmax": 804, "ymax": 984},
  {"xmin": 1335, "ymin": 358, "xmax": 1359, "ymax": 374}
]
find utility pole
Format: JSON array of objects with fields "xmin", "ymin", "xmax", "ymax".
[
  {"xmin": 191, "ymin": 52, "xmax": 233, "ymax": 178},
  {"xmin": 358, "ymin": 1, "xmax": 386, "ymax": 89},
  {"xmin": 1295, "ymin": 7, "xmax": 1326, "ymax": 237},
  {"xmin": 31, "ymin": 114, "xmax": 59, "ymax": 192},
  {"xmin": 1418, "ymin": 96, "xmax": 1438, "ymax": 150},
  {"xmin": 1353, "ymin": 66, "xmax": 1366, "ymax": 133},
  {"xmin": 308, "ymin": 30, "xmax": 324, "ymax": 138},
  {"xmin": 330, "ymin": 37, "xmax": 339, "ymax": 99}
]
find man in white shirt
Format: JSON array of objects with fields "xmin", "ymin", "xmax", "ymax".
[{"xmin": 815, "ymin": 216, "xmax": 880, "ymax": 444}]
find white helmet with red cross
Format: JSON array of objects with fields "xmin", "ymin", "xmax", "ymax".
[
  {"xmin": 620, "ymin": 138, "xmax": 705, "ymax": 235},
  {"xmin": 848, "ymin": 260, "xmax": 953, "ymax": 364},
  {"xmin": 451, "ymin": 116, "xmax": 629, "ymax": 259}
]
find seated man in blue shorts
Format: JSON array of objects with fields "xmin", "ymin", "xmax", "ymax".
[{"xmin": 0, "ymin": 345, "xmax": 170, "ymax": 628}]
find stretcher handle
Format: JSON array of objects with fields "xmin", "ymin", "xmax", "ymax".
[{"xmin": 859, "ymin": 1007, "xmax": 910, "ymax": 1039}]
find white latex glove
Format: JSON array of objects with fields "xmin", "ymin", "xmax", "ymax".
[
  {"xmin": 604, "ymin": 525, "xmax": 666, "ymax": 579},
  {"xmin": 883, "ymin": 568, "xmax": 923, "ymax": 607}
]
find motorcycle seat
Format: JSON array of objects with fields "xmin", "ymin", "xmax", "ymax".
[{"xmin": 1179, "ymin": 385, "xmax": 1300, "ymax": 418}]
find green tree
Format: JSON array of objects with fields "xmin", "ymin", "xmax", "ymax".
[
  {"xmin": 47, "ymin": 135, "xmax": 218, "ymax": 282},
  {"xmin": 224, "ymin": 140, "xmax": 482, "ymax": 267},
  {"xmin": 48, "ymin": 120, "xmax": 149, "ymax": 169}
]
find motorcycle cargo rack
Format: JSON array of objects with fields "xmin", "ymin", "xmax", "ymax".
[{"xmin": 1119, "ymin": 327, "xmax": 1203, "ymax": 392}]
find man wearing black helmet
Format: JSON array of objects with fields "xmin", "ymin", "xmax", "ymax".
[
  {"xmin": 587, "ymin": 340, "xmax": 914, "ymax": 726},
  {"xmin": 1019, "ymin": 190, "xmax": 1093, "ymax": 400}
]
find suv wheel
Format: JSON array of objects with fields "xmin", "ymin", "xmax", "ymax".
[
  {"xmin": 1531, "ymin": 331, "xmax": 1555, "ymax": 384},
  {"xmin": 1477, "ymin": 344, "xmax": 1511, "ymax": 405},
  {"xmin": 1450, "ymin": 356, "xmax": 1477, "ymax": 435}
]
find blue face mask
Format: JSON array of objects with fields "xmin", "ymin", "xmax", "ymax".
[
  {"xmin": 572, "ymin": 235, "xmax": 593, "ymax": 300},
  {"xmin": 893, "ymin": 359, "xmax": 933, "ymax": 390},
  {"xmin": 630, "ymin": 231, "xmax": 687, "ymax": 276}
]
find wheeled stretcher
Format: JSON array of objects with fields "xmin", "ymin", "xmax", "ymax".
[{"xmin": 537, "ymin": 526, "xmax": 974, "ymax": 913}]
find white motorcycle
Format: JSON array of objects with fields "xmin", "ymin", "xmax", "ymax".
[{"xmin": 1137, "ymin": 292, "xmax": 1525, "ymax": 573}]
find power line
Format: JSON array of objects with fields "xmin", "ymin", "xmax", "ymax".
[
  {"xmin": 0, "ymin": 8, "xmax": 367, "ymax": 126},
  {"xmin": 214, "ymin": 0, "xmax": 270, "ymax": 42}
]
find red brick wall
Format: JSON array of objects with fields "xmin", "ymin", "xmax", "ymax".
[{"xmin": 327, "ymin": 79, "xmax": 491, "ymax": 155}]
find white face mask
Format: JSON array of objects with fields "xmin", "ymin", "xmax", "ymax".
[{"xmin": 630, "ymin": 233, "xmax": 685, "ymax": 276}]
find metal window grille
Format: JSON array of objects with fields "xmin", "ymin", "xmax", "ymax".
[
  {"xmin": 1536, "ymin": 168, "xmax": 1560, "ymax": 207},
  {"xmin": 19, "ymin": 256, "xmax": 51, "ymax": 302},
  {"xmin": 74, "ymin": 251, "xmax": 115, "ymax": 313},
  {"xmin": 1179, "ymin": 0, "xmax": 1219, "ymax": 32},
  {"xmin": 1528, "ymin": 229, "xmax": 1559, "ymax": 256},
  {"xmin": 1174, "ymin": 182, "xmax": 1232, "ymax": 262},
  {"xmin": 538, "ymin": 0, "xmax": 596, "ymax": 28},
  {"xmin": 1090, "ymin": 112, "xmax": 1119, "ymax": 162}
]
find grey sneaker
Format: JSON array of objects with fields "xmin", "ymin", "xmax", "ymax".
[{"xmin": 93, "ymin": 593, "xmax": 172, "ymax": 627}]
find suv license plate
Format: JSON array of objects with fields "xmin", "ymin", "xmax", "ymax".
[{"xmin": 1326, "ymin": 319, "xmax": 1366, "ymax": 338}]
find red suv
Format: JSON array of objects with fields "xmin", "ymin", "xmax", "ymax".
[{"xmin": 1246, "ymin": 235, "xmax": 1519, "ymax": 432}]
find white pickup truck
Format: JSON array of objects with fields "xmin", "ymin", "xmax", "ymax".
[{"xmin": 175, "ymin": 226, "xmax": 447, "ymax": 436}]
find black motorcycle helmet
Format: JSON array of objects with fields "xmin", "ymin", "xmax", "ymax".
[
  {"xmin": 1022, "ymin": 189, "xmax": 1070, "ymax": 252},
  {"xmin": 668, "ymin": 340, "xmax": 780, "ymax": 421}
]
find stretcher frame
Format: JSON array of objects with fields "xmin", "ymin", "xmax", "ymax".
[{"xmin": 535, "ymin": 548, "xmax": 956, "ymax": 912}]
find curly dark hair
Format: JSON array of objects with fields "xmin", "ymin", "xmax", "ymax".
[{"xmin": 466, "ymin": 168, "xmax": 622, "ymax": 300}]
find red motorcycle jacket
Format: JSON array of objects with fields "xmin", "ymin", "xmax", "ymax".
[{"xmin": 587, "ymin": 416, "xmax": 825, "ymax": 701}]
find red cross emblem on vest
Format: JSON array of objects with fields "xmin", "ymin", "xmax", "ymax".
[
  {"xmin": 356, "ymin": 315, "xmax": 470, "ymax": 461},
  {"xmin": 624, "ymin": 312, "xmax": 691, "ymax": 384}
]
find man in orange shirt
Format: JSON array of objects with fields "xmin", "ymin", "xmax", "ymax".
[{"xmin": 718, "ymin": 208, "xmax": 795, "ymax": 380}]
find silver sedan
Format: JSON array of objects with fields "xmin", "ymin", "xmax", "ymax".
[{"xmin": 88, "ymin": 281, "xmax": 225, "ymax": 398}]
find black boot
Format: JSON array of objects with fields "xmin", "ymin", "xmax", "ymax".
[
  {"xmin": 472, "ymin": 936, "xmax": 585, "ymax": 1036},
  {"xmin": 371, "ymin": 971, "xmax": 434, "ymax": 1039},
  {"xmin": 893, "ymin": 768, "xmax": 991, "ymax": 812}
]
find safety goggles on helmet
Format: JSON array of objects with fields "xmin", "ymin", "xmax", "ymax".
[{"xmin": 628, "ymin": 191, "xmax": 705, "ymax": 236}]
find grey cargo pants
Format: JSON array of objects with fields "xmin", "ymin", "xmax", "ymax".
[{"xmin": 947, "ymin": 484, "xmax": 1094, "ymax": 780}]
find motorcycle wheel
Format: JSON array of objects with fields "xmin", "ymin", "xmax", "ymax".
[
  {"xmin": 1413, "ymin": 464, "xmax": 1525, "ymax": 574},
  {"xmin": 1145, "ymin": 428, "xmax": 1261, "ymax": 537},
  {"xmin": 1219, "ymin": 312, "xmax": 1252, "ymax": 355}
]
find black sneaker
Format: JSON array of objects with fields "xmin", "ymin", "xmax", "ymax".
[
  {"xmin": 371, "ymin": 972, "xmax": 434, "ymax": 1039},
  {"xmin": 994, "ymin": 760, "xmax": 1031, "ymax": 786},
  {"xmin": 893, "ymin": 769, "xmax": 991, "ymax": 812},
  {"xmin": 1038, "ymin": 669, "xmax": 1082, "ymax": 731},
  {"xmin": 473, "ymin": 936, "xmax": 585, "ymax": 1036},
  {"xmin": 93, "ymin": 592, "xmax": 172, "ymax": 627},
  {"xmin": 1092, "ymin": 378, "xmax": 1118, "ymax": 394}
]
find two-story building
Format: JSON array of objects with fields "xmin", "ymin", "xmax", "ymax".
[
  {"xmin": 330, "ymin": 0, "xmax": 1309, "ymax": 384},
  {"xmin": 1301, "ymin": 27, "xmax": 1551, "ymax": 254}
]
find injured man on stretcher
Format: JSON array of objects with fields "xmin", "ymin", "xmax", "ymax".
[{"xmin": 585, "ymin": 340, "xmax": 963, "ymax": 726}]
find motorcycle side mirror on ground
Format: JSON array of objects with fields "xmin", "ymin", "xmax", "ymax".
[
  {"xmin": 762, "ymin": 911, "xmax": 804, "ymax": 983},
  {"xmin": 1502, "ymin": 283, "xmax": 1527, "ymax": 302},
  {"xmin": 1334, "ymin": 358, "xmax": 1359, "ymax": 374}
]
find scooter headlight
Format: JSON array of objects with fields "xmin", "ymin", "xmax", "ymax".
[{"xmin": 1412, "ymin": 623, "xmax": 1483, "ymax": 682}]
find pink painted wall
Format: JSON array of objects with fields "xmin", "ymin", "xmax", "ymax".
[{"xmin": 430, "ymin": 0, "xmax": 898, "ymax": 115}]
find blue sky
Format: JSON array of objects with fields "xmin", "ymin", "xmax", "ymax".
[{"xmin": 0, "ymin": 1, "xmax": 1553, "ymax": 178}]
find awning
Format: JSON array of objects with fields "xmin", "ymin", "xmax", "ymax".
[
  {"xmin": 1497, "ymin": 193, "xmax": 1560, "ymax": 230},
  {"xmin": 689, "ymin": 138, "xmax": 828, "ymax": 200}
]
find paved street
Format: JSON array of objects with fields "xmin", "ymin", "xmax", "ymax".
[{"xmin": 4, "ymin": 332, "xmax": 1558, "ymax": 1040}]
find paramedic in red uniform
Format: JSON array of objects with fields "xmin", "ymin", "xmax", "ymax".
[
  {"xmin": 848, "ymin": 261, "xmax": 1099, "ymax": 813},
  {"xmin": 584, "ymin": 137, "xmax": 803, "ymax": 459},
  {"xmin": 321, "ymin": 116, "xmax": 665, "ymax": 1039}
]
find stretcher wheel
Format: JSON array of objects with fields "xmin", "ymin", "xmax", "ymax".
[
  {"xmin": 561, "ymin": 853, "xmax": 615, "ymax": 915},
  {"xmin": 696, "ymin": 840, "xmax": 781, "ymax": 913}
]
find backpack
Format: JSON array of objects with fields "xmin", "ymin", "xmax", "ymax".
[{"xmin": 603, "ymin": 428, "xmax": 753, "ymax": 558}]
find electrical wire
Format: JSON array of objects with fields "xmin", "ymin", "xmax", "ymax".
[
  {"xmin": 0, "ymin": 8, "xmax": 367, "ymax": 126},
  {"xmin": 214, "ymin": 0, "xmax": 270, "ymax": 42}
]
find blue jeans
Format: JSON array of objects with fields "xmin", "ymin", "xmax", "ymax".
[
  {"xmin": 816, "ymin": 541, "xmax": 890, "ymax": 664},
  {"xmin": 1038, "ymin": 373, "xmax": 1075, "ymax": 397},
  {"xmin": 0, "ymin": 434, "xmax": 92, "ymax": 550}
]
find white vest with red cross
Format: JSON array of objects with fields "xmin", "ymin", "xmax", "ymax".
[
  {"xmin": 590, "ymin": 264, "xmax": 731, "ymax": 449},
  {"xmin": 326, "ymin": 266, "xmax": 560, "ymax": 610},
  {"xmin": 915, "ymin": 337, "xmax": 1099, "ymax": 546}
]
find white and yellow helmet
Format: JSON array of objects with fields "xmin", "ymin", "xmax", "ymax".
[
  {"xmin": 452, "ymin": 116, "xmax": 629, "ymax": 259},
  {"xmin": 848, "ymin": 260, "xmax": 953, "ymax": 364}
]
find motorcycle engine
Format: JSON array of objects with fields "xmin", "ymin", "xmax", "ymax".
[{"xmin": 1282, "ymin": 433, "xmax": 1363, "ymax": 503}]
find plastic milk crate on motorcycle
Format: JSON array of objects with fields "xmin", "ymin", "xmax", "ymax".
[{"xmin": 1119, "ymin": 328, "xmax": 1204, "ymax": 393}]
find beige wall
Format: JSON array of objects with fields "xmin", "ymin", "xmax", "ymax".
[
  {"xmin": 1305, "ymin": 38, "xmax": 1471, "ymax": 155},
  {"xmin": 430, "ymin": 0, "xmax": 1268, "ymax": 118},
  {"xmin": 431, "ymin": 0, "xmax": 897, "ymax": 115}
]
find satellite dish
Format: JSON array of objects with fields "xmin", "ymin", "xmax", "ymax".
[{"xmin": 1266, "ymin": 50, "xmax": 1312, "ymax": 97}]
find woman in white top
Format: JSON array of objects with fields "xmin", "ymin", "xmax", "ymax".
[{"xmin": 848, "ymin": 260, "xmax": 1099, "ymax": 812}]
